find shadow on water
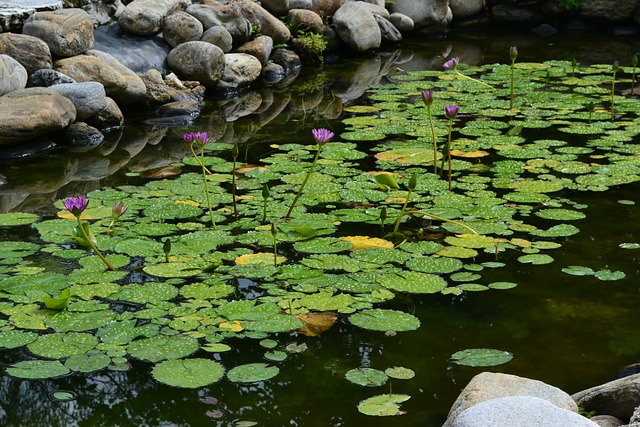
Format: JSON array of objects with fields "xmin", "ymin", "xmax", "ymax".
[{"xmin": 0, "ymin": 31, "xmax": 639, "ymax": 426}]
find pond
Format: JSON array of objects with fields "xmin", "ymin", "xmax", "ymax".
[{"xmin": 0, "ymin": 31, "xmax": 639, "ymax": 426}]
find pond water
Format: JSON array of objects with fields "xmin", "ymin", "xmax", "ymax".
[{"xmin": 0, "ymin": 31, "xmax": 639, "ymax": 426}]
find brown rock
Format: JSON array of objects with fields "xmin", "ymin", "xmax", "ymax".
[
  {"xmin": 22, "ymin": 8, "xmax": 94, "ymax": 58},
  {"xmin": 0, "ymin": 33, "xmax": 52, "ymax": 75}
]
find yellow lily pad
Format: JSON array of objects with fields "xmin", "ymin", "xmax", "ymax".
[{"xmin": 340, "ymin": 236, "xmax": 394, "ymax": 251}]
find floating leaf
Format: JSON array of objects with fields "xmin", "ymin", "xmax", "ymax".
[
  {"xmin": 44, "ymin": 288, "xmax": 70, "ymax": 311},
  {"xmin": 377, "ymin": 271, "xmax": 447, "ymax": 293},
  {"xmin": 348, "ymin": 309, "xmax": 420, "ymax": 332},
  {"xmin": 128, "ymin": 335, "xmax": 199, "ymax": 362},
  {"xmin": 357, "ymin": 394, "xmax": 411, "ymax": 416},
  {"xmin": 384, "ymin": 366, "xmax": 415, "ymax": 380},
  {"xmin": 0, "ymin": 329, "xmax": 38, "ymax": 349},
  {"xmin": 345, "ymin": 368, "xmax": 388, "ymax": 387},
  {"xmin": 152, "ymin": 358, "xmax": 225, "ymax": 388},
  {"xmin": 517, "ymin": 254, "xmax": 554, "ymax": 265},
  {"xmin": 6, "ymin": 360, "xmax": 70, "ymax": 379},
  {"xmin": 0, "ymin": 212, "xmax": 39, "ymax": 226},
  {"xmin": 226, "ymin": 363, "xmax": 279, "ymax": 383},
  {"xmin": 451, "ymin": 348, "xmax": 513, "ymax": 367},
  {"xmin": 594, "ymin": 270, "xmax": 625, "ymax": 281},
  {"xmin": 28, "ymin": 332, "xmax": 98, "ymax": 359},
  {"xmin": 65, "ymin": 352, "xmax": 111, "ymax": 373},
  {"xmin": 561, "ymin": 265, "xmax": 595, "ymax": 276},
  {"xmin": 619, "ymin": 243, "xmax": 640, "ymax": 249}
]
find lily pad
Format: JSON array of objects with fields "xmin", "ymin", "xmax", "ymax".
[
  {"xmin": 357, "ymin": 394, "xmax": 411, "ymax": 416},
  {"xmin": 6, "ymin": 360, "xmax": 71, "ymax": 379},
  {"xmin": 348, "ymin": 309, "xmax": 420, "ymax": 332},
  {"xmin": 226, "ymin": 363, "xmax": 279, "ymax": 383},
  {"xmin": 152, "ymin": 358, "xmax": 225, "ymax": 388},
  {"xmin": 384, "ymin": 366, "xmax": 415, "ymax": 380},
  {"xmin": 127, "ymin": 334, "xmax": 199, "ymax": 362},
  {"xmin": 345, "ymin": 368, "xmax": 388, "ymax": 387},
  {"xmin": 451, "ymin": 348, "xmax": 513, "ymax": 367}
]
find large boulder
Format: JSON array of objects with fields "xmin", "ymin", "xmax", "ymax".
[
  {"xmin": 0, "ymin": 55, "xmax": 28, "ymax": 97},
  {"xmin": 200, "ymin": 26, "xmax": 234, "ymax": 53},
  {"xmin": 167, "ymin": 41, "xmax": 225, "ymax": 87},
  {"xmin": 443, "ymin": 372, "xmax": 580, "ymax": 427},
  {"xmin": 0, "ymin": 0, "xmax": 63, "ymax": 33},
  {"xmin": 187, "ymin": 3, "xmax": 253, "ymax": 46},
  {"xmin": 22, "ymin": 8, "xmax": 94, "ymax": 57},
  {"xmin": 163, "ymin": 11, "xmax": 204, "ymax": 48},
  {"xmin": 450, "ymin": 0, "xmax": 485, "ymax": 19},
  {"xmin": 389, "ymin": 0, "xmax": 449, "ymax": 30},
  {"xmin": 237, "ymin": 0, "xmax": 292, "ymax": 44},
  {"xmin": 580, "ymin": 0, "xmax": 639, "ymax": 22},
  {"xmin": 0, "ymin": 33, "xmax": 52, "ymax": 76},
  {"xmin": 236, "ymin": 35, "xmax": 273, "ymax": 65},
  {"xmin": 333, "ymin": 1, "xmax": 381, "ymax": 52},
  {"xmin": 452, "ymin": 396, "xmax": 599, "ymax": 427},
  {"xmin": 216, "ymin": 53, "xmax": 263, "ymax": 90},
  {"xmin": 572, "ymin": 373, "xmax": 640, "ymax": 421},
  {"xmin": 54, "ymin": 50, "xmax": 147, "ymax": 105},
  {"xmin": 118, "ymin": 0, "xmax": 190, "ymax": 36},
  {"xmin": 0, "ymin": 87, "xmax": 76, "ymax": 145},
  {"xmin": 50, "ymin": 81, "xmax": 108, "ymax": 121}
]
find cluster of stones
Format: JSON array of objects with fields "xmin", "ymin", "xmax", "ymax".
[
  {"xmin": 445, "ymin": 370, "xmax": 640, "ymax": 427},
  {"xmin": 0, "ymin": 0, "xmax": 638, "ymax": 150}
]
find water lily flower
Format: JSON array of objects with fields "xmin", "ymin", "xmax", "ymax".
[
  {"xmin": 64, "ymin": 195, "xmax": 89, "ymax": 218},
  {"xmin": 509, "ymin": 46, "xmax": 518, "ymax": 63},
  {"xmin": 422, "ymin": 90, "xmax": 434, "ymax": 107},
  {"xmin": 443, "ymin": 57, "xmax": 459, "ymax": 70},
  {"xmin": 112, "ymin": 201, "xmax": 128, "ymax": 220},
  {"xmin": 183, "ymin": 131, "xmax": 209, "ymax": 146},
  {"xmin": 312, "ymin": 128, "xmax": 334, "ymax": 146},
  {"xmin": 444, "ymin": 105, "xmax": 460, "ymax": 120}
]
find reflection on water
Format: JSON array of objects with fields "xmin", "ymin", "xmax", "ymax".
[{"xmin": 0, "ymin": 32, "xmax": 639, "ymax": 427}]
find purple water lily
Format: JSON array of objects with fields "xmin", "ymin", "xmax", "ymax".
[
  {"xmin": 63, "ymin": 195, "xmax": 89, "ymax": 218},
  {"xmin": 443, "ymin": 57, "xmax": 459, "ymax": 70},
  {"xmin": 112, "ymin": 201, "xmax": 128, "ymax": 220},
  {"xmin": 509, "ymin": 46, "xmax": 518, "ymax": 62},
  {"xmin": 312, "ymin": 128, "xmax": 334, "ymax": 145},
  {"xmin": 422, "ymin": 90, "xmax": 434, "ymax": 107},
  {"xmin": 444, "ymin": 105, "xmax": 460, "ymax": 120},
  {"xmin": 183, "ymin": 131, "xmax": 209, "ymax": 145}
]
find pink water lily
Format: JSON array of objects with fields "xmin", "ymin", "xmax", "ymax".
[
  {"xmin": 312, "ymin": 128, "xmax": 334, "ymax": 145},
  {"xmin": 422, "ymin": 90, "xmax": 434, "ymax": 106},
  {"xmin": 443, "ymin": 57, "xmax": 459, "ymax": 70},
  {"xmin": 112, "ymin": 201, "xmax": 128, "ymax": 219},
  {"xmin": 444, "ymin": 105, "xmax": 460, "ymax": 120},
  {"xmin": 183, "ymin": 131, "xmax": 210, "ymax": 145},
  {"xmin": 63, "ymin": 195, "xmax": 89, "ymax": 218}
]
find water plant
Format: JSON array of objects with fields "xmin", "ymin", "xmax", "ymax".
[
  {"xmin": 285, "ymin": 127, "xmax": 334, "ymax": 218},
  {"xmin": 231, "ymin": 143, "xmax": 239, "ymax": 223},
  {"xmin": 392, "ymin": 173, "xmax": 418, "ymax": 233},
  {"xmin": 184, "ymin": 131, "xmax": 217, "ymax": 228},
  {"xmin": 442, "ymin": 104, "xmax": 460, "ymax": 190},
  {"xmin": 611, "ymin": 60, "xmax": 619, "ymax": 121},
  {"xmin": 509, "ymin": 46, "xmax": 518, "ymax": 110},
  {"xmin": 261, "ymin": 184, "xmax": 270, "ymax": 224},
  {"xmin": 443, "ymin": 57, "xmax": 492, "ymax": 89},
  {"xmin": 107, "ymin": 201, "xmax": 127, "ymax": 235},
  {"xmin": 422, "ymin": 90, "xmax": 438, "ymax": 172},
  {"xmin": 63, "ymin": 196, "xmax": 115, "ymax": 271},
  {"xmin": 632, "ymin": 54, "xmax": 637, "ymax": 95}
]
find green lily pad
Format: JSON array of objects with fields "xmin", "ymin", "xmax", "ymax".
[
  {"xmin": 226, "ymin": 363, "xmax": 279, "ymax": 383},
  {"xmin": 535, "ymin": 209, "xmax": 586, "ymax": 221},
  {"xmin": 264, "ymin": 350, "xmax": 288, "ymax": 362},
  {"xmin": 65, "ymin": 351, "xmax": 111, "ymax": 373},
  {"xmin": 357, "ymin": 394, "xmax": 411, "ymax": 417},
  {"xmin": 345, "ymin": 368, "xmax": 388, "ymax": 387},
  {"xmin": 561, "ymin": 265, "xmax": 595, "ymax": 276},
  {"xmin": 0, "ymin": 212, "xmax": 39, "ymax": 226},
  {"xmin": 0, "ymin": 329, "xmax": 38, "ymax": 349},
  {"xmin": 451, "ymin": 348, "xmax": 513, "ymax": 367},
  {"xmin": 348, "ymin": 309, "xmax": 420, "ymax": 332},
  {"xmin": 127, "ymin": 334, "xmax": 199, "ymax": 362},
  {"xmin": 517, "ymin": 254, "xmax": 554, "ymax": 265},
  {"xmin": 619, "ymin": 243, "xmax": 640, "ymax": 249},
  {"xmin": 488, "ymin": 281, "xmax": 518, "ymax": 290},
  {"xmin": 6, "ymin": 360, "xmax": 70, "ymax": 379},
  {"xmin": 594, "ymin": 270, "xmax": 625, "ymax": 281},
  {"xmin": 384, "ymin": 366, "xmax": 415, "ymax": 380},
  {"xmin": 28, "ymin": 332, "xmax": 98, "ymax": 359},
  {"xmin": 152, "ymin": 358, "xmax": 225, "ymax": 388},
  {"xmin": 377, "ymin": 271, "xmax": 447, "ymax": 293}
]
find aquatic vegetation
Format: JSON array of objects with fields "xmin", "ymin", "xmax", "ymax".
[
  {"xmin": 422, "ymin": 90, "xmax": 439, "ymax": 172},
  {"xmin": 509, "ymin": 46, "xmax": 517, "ymax": 110},
  {"xmin": 443, "ymin": 104, "xmax": 460, "ymax": 189},
  {"xmin": 107, "ymin": 201, "xmax": 127, "ymax": 235},
  {"xmin": 611, "ymin": 60, "xmax": 619, "ymax": 120},
  {"xmin": 184, "ymin": 131, "xmax": 217, "ymax": 229},
  {"xmin": 443, "ymin": 56, "xmax": 493, "ymax": 89}
]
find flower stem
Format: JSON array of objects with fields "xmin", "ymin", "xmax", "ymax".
[
  {"xmin": 200, "ymin": 145, "xmax": 216, "ymax": 229},
  {"xmin": 392, "ymin": 189, "xmax": 414, "ymax": 233},
  {"xmin": 285, "ymin": 145, "xmax": 322, "ymax": 218},
  {"xmin": 427, "ymin": 105, "xmax": 438, "ymax": 173},
  {"xmin": 510, "ymin": 63, "xmax": 515, "ymax": 110},
  {"xmin": 455, "ymin": 70, "xmax": 493, "ymax": 89},
  {"xmin": 611, "ymin": 69, "xmax": 617, "ymax": 121},
  {"xmin": 447, "ymin": 118, "xmax": 453, "ymax": 190},
  {"xmin": 76, "ymin": 218, "xmax": 115, "ymax": 270}
]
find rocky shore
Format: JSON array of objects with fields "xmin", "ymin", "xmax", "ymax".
[{"xmin": 0, "ymin": 0, "xmax": 639, "ymax": 153}]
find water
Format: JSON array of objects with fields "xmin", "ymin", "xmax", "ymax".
[{"xmin": 0, "ymin": 31, "xmax": 639, "ymax": 426}]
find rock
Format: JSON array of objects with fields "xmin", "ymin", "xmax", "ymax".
[
  {"xmin": 187, "ymin": 3, "xmax": 253, "ymax": 46},
  {"xmin": 0, "ymin": 55, "xmax": 28, "ymax": 97},
  {"xmin": 375, "ymin": 14, "xmax": 402, "ymax": 43},
  {"xmin": 81, "ymin": 0, "xmax": 121, "ymax": 26},
  {"xmin": 450, "ymin": 0, "xmax": 484, "ymax": 19},
  {"xmin": 0, "ymin": 87, "xmax": 76, "ymax": 145},
  {"xmin": 333, "ymin": 2, "xmax": 381, "ymax": 52},
  {"xmin": 166, "ymin": 41, "xmax": 225, "ymax": 87},
  {"xmin": 0, "ymin": 33, "xmax": 52, "ymax": 75},
  {"xmin": 0, "ymin": 0, "xmax": 63, "ymax": 33},
  {"xmin": 312, "ymin": 0, "xmax": 344, "ymax": 16},
  {"xmin": 261, "ymin": 61, "xmax": 286, "ymax": 84},
  {"xmin": 491, "ymin": 3, "xmax": 545, "ymax": 24},
  {"xmin": 443, "ymin": 372, "xmax": 580, "ymax": 427},
  {"xmin": 389, "ymin": 12, "xmax": 414, "ymax": 31},
  {"xmin": 389, "ymin": 0, "xmax": 449, "ymax": 30},
  {"xmin": 22, "ymin": 8, "xmax": 94, "ymax": 57},
  {"xmin": 50, "ymin": 81, "xmax": 107, "ymax": 120},
  {"xmin": 163, "ymin": 11, "xmax": 204, "ymax": 48},
  {"xmin": 157, "ymin": 99, "xmax": 201, "ymax": 117},
  {"xmin": 364, "ymin": 2, "xmax": 390, "ymax": 19},
  {"xmin": 572, "ymin": 373, "xmax": 640, "ymax": 421},
  {"xmin": 236, "ymin": 35, "xmax": 273, "ymax": 65},
  {"xmin": 60, "ymin": 122, "xmax": 105, "ymax": 151},
  {"xmin": 590, "ymin": 415, "xmax": 624, "ymax": 427},
  {"xmin": 86, "ymin": 97, "xmax": 124, "ymax": 130},
  {"xmin": 28, "ymin": 68, "xmax": 75, "ymax": 87},
  {"xmin": 269, "ymin": 48, "xmax": 301, "ymax": 76},
  {"xmin": 451, "ymin": 396, "xmax": 599, "ymax": 427},
  {"xmin": 237, "ymin": 0, "xmax": 292, "ymax": 44},
  {"xmin": 216, "ymin": 53, "xmax": 263, "ymax": 90},
  {"xmin": 286, "ymin": 9, "xmax": 324, "ymax": 33},
  {"xmin": 580, "ymin": 0, "xmax": 638, "ymax": 22},
  {"xmin": 118, "ymin": 0, "xmax": 190, "ymax": 36},
  {"xmin": 201, "ymin": 25, "xmax": 234, "ymax": 53},
  {"xmin": 261, "ymin": 0, "xmax": 289, "ymax": 16},
  {"xmin": 140, "ymin": 69, "xmax": 205, "ymax": 107},
  {"xmin": 54, "ymin": 50, "xmax": 147, "ymax": 105},
  {"xmin": 619, "ymin": 365, "xmax": 640, "ymax": 379}
]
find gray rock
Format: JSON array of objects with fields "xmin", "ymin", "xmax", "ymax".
[
  {"xmin": 312, "ymin": 0, "xmax": 344, "ymax": 15},
  {"xmin": 163, "ymin": 11, "xmax": 204, "ymax": 48},
  {"xmin": 187, "ymin": 3, "xmax": 253, "ymax": 46},
  {"xmin": 166, "ymin": 41, "xmax": 225, "ymax": 87},
  {"xmin": 61, "ymin": 122, "xmax": 105, "ymax": 151},
  {"xmin": 54, "ymin": 50, "xmax": 147, "ymax": 105},
  {"xmin": 261, "ymin": 61, "xmax": 286, "ymax": 84},
  {"xmin": 364, "ymin": 2, "xmax": 390, "ymax": 19},
  {"xmin": 452, "ymin": 396, "xmax": 599, "ymax": 427},
  {"xmin": 0, "ymin": 0, "xmax": 62, "ymax": 32},
  {"xmin": 590, "ymin": 415, "xmax": 624, "ymax": 427},
  {"xmin": 237, "ymin": 0, "xmax": 292, "ymax": 44},
  {"xmin": 0, "ymin": 87, "xmax": 76, "ymax": 145},
  {"xmin": 0, "ymin": 54, "xmax": 28, "ymax": 97},
  {"xmin": 389, "ymin": 0, "xmax": 449, "ymax": 30},
  {"xmin": 0, "ymin": 33, "xmax": 52, "ymax": 75},
  {"xmin": 22, "ymin": 8, "xmax": 94, "ymax": 57},
  {"xmin": 236, "ymin": 35, "xmax": 273, "ymax": 65},
  {"xmin": 86, "ymin": 97, "xmax": 124, "ymax": 130},
  {"xmin": 572, "ymin": 373, "xmax": 640, "ymax": 421},
  {"xmin": 580, "ymin": 0, "xmax": 638, "ymax": 22},
  {"xmin": 260, "ymin": 0, "xmax": 289, "ymax": 16},
  {"xmin": 491, "ymin": 3, "xmax": 545, "ymax": 24},
  {"xmin": 333, "ymin": 1, "xmax": 381, "ymax": 52},
  {"xmin": 118, "ymin": 0, "xmax": 190, "ymax": 36},
  {"xmin": 443, "ymin": 372, "xmax": 580, "ymax": 427},
  {"xmin": 216, "ymin": 53, "xmax": 262, "ymax": 90},
  {"xmin": 375, "ymin": 14, "xmax": 402, "ymax": 42},
  {"xmin": 28, "ymin": 68, "xmax": 76, "ymax": 87},
  {"xmin": 201, "ymin": 25, "xmax": 234, "ymax": 53},
  {"xmin": 286, "ymin": 9, "xmax": 324, "ymax": 33},
  {"xmin": 450, "ymin": 0, "xmax": 484, "ymax": 19},
  {"xmin": 50, "ymin": 81, "xmax": 107, "ymax": 120},
  {"xmin": 269, "ymin": 48, "xmax": 301, "ymax": 75},
  {"xmin": 389, "ymin": 12, "xmax": 414, "ymax": 31}
]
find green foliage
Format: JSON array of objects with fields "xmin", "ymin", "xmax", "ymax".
[
  {"xmin": 296, "ymin": 32, "xmax": 328, "ymax": 62},
  {"xmin": 559, "ymin": 0, "xmax": 581, "ymax": 11}
]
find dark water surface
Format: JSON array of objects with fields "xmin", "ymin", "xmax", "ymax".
[{"xmin": 0, "ymin": 31, "xmax": 639, "ymax": 426}]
